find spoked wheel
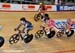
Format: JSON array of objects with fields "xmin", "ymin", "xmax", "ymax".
[
  {"xmin": 24, "ymin": 34, "xmax": 33, "ymax": 43},
  {"xmin": 9, "ymin": 34, "xmax": 20, "ymax": 44},
  {"xmin": 34, "ymin": 13, "xmax": 42, "ymax": 22},
  {"xmin": 56, "ymin": 31, "xmax": 63, "ymax": 38},
  {"xmin": 35, "ymin": 30, "xmax": 44, "ymax": 39},
  {"xmin": 46, "ymin": 31, "xmax": 55, "ymax": 38},
  {"xmin": 66, "ymin": 30, "xmax": 74, "ymax": 37},
  {"xmin": 34, "ymin": 14, "xmax": 40, "ymax": 22}
]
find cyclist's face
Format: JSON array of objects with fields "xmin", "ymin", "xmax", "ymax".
[{"xmin": 21, "ymin": 21, "xmax": 24, "ymax": 24}]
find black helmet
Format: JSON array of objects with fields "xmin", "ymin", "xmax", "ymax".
[
  {"xmin": 45, "ymin": 14, "xmax": 50, "ymax": 20},
  {"xmin": 45, "ymin": 14, "xmax": 49, "ymax": 17},
  {"xmin": 20, "ymin": 17, "xmax": 26, "ymax": 21}
]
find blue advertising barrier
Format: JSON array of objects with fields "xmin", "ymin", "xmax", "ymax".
[{"xmin": 57, "ymin": 5, "xmax": 75, "ymax": 11}]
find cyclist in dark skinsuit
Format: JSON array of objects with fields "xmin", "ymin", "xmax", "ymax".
[{"xmin": 15, "ymin": 17, "xmax": 33, "ymax": 35}]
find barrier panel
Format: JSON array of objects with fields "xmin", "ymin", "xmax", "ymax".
[
  {"xmin": 57, "ymin": 5, "xmax": 75, "ymax": 11},
  {"xmin": 0, "ymin": 3, "xmax": 75, "ymax": 12},
  {"xmin": 0, "ymin": 3, "xmax": 56, "ymax": 12}
]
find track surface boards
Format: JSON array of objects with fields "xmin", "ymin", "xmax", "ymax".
[{"xmin": 0, "ymin": 12, "xmax": 75, "ymax": 53}]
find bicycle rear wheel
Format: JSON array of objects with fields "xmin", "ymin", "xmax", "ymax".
[
  {"xmin": 66, "ymin": 30, "xmax": 74, "ymax": 37},
  {"xmin": 46, "ymin": 31, "xmax": 55, "ymax": 38},
  {"xmin": 24, "ymin": 34, "xmax": 33, "ymax": 43},
  {"xmin": 0, "ymin": 36, "xmax": 5, "ymax": 47},
  {"xmin": 9, "ymin": 34, "xmax": 20, "ymax": 44}
]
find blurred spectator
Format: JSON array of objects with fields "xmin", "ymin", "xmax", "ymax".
[
  {"xmin": 32, "ymin": 0, "xmax": 38, "ymax": 3},
  {"xmin": 55, "ymin": 0, "xmax": 58, "ymax": 5},
  {"xmin": 59, "ymin": 0, "xmax": 62, "ymax": 5},
  {"xmin": 58, "ymin": 0, "xmax": 65, "ymax": 5},
  {"xmin": 0, "ymin": 0, "xmax": 75, "ymax": 5}
]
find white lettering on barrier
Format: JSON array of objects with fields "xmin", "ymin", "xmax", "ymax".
[
  {"xmin": 22, "ymin": 5, "xmax": 39, "ymax": 11},
  {"xmin": 11, "ymin": 4, "xmax": 22, "ymax": 10},
  {"xmin": 0, "ymin": 3, "xmax": 2, "ymax": 9},
  {"xmin": 22, "ymin": 4, "xmax": 29, "ymax": 10},
  {"xmin": 60, "ymin": 6, "xmax": 75, "ymax": 10}
]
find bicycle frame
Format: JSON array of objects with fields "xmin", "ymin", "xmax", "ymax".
[{"xmin": 16, "ymin": 30, "xmax": 25, "ymax": 40}]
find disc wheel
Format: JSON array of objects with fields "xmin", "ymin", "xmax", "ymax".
[
  {"xmin": 66, "ymin": 30, "xmax": 74, "ymax": 37},
  {"xmin": 0, "ymin": 36, "xmax": 5, "ymax": 47},
  {"xmin": 24, "ymin": 34, "xmax": 33, "ymax": 43},
  {"xmin": 46, "ymin": 31, "xmax": 55, "ymax": 38}
]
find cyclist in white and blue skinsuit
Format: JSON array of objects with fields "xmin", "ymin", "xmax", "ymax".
[{"xmin": 15, "ymin": 17, "xmax": 33, "ymax": 35}]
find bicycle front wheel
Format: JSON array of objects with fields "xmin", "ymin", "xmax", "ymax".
[
  {"xmin": 35, "ymin": 30, "xmax": 44, "ymax": 39},
  {"xmin": 9, "ymin": 34, "xmax": 20, "ymax": 44}
]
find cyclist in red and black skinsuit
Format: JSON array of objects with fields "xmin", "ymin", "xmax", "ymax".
[{"xmin": 38, "ymin": 3, "xmax": 46, "ymax": 16}]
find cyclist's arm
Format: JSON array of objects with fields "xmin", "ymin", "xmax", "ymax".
[
  {"xmin": 15, "ymin": 23, "xmax": 22, "ymax": 30},
  {"xmin": 72, "ymin": 20, "xmax": 75, "ymax": 24},
  {"xmin": 38, "ymin": 5, "xmax": 41, "ymax": 11}
]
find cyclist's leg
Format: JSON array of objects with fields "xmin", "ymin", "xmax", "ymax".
[
  {"xmin": 53, "ymin": 27, "xmax": 60, "ymax": 33},
  {"xmin": 24, "ymin": 28, "xmax": 27, "ymax": 35},
  {"xmin": 27, "ymin": 25, "xmax": 33, "ymax": 34},
  {"xmin": 66, "ymin": 28, "xmax": 71, "ymax": 32},
  {"xmin": 45, "ymin": 27, "xmax": 50, "ymax": 34}
]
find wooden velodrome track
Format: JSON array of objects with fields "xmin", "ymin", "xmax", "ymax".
[{"xmin": 0, "ymin": 11, "xmax": 75, "ymax": 53}]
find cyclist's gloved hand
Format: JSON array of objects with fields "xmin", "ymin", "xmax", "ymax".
[{"xmin": 14, "ymin": 28, "xmax": 17, "ymax": 31}]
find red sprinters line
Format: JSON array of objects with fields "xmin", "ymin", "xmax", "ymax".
[{"xmin": 51, "ymin": 50, "xmax": 75, "ymax": 53}]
